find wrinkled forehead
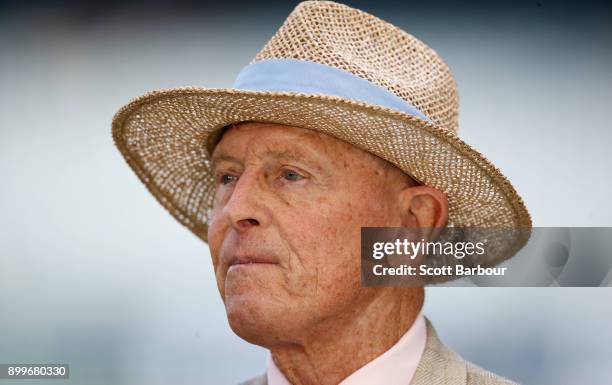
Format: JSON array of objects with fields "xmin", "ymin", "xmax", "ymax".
[
  {"xmin": 209, "ymin": 121, "xmax": 415, "ymax": 187},
  {"xmin": 211, "ymin": 121, "xmax": 364, "ymax": 163}
]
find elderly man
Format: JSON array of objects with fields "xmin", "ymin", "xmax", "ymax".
[
  {"xmin": 112, "ymin": 1, "xmax": 531, "ymax": 384},
  {"xmin": 210, "ymin": 121, "xmax": 446, "ymax": 385}
]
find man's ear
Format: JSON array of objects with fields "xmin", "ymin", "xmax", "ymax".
[{"xmin": 398, "ymin": 185, "xmax": 448, "ymax": 241}]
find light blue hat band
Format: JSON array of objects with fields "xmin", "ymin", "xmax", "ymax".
[{"xmin": 232, "ymin": 58, "xmax": 433, "ymax": 123}]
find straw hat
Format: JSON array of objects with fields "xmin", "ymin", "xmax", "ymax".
[{"xmin": 112, "ymin": 1, "xmax": 532, "ymax": 267}]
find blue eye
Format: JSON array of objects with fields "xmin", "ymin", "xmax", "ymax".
[
  {"xmin": 282, "ymin": 169, "xmax": 302, "ymax": 181},
  {"xmin": 220, "ymin": 174, "xmax": 236, "ymax": 185}
]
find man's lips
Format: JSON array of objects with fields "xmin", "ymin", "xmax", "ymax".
[{"xmin": 227, "ymin": 254, "xmax": 278, "ymax": 268}]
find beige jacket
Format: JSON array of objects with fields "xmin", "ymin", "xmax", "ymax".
[{"xmin": 238, "ymin": 319, "xmax": 518, "ymax": 385}]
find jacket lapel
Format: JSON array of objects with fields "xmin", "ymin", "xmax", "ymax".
[{"xmin": 410, "ymin": 318, "xmax": 467, "ymax": 385}]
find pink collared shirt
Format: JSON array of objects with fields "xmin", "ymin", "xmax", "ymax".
[{"xmin": 266, "ymin": 314, "xmax": 426, "ymax": 385}]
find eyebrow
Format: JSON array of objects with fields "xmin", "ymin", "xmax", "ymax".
[
  {"xmin": 210, "ymin": 148, "xmax": 323, "ymax": 171},
  {"xmin": 211, "ymin": 153, "xmax": 241, "ymax": 167}
]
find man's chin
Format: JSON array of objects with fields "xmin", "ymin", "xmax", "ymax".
[
  {"xmin": 223, "ymin": 294, "xmax": 295, "ymax": 346},
  {"xmin": 225, "ymin": 303, "xmax": 274, "ymax": 346}
]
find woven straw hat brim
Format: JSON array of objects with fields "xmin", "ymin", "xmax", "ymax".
[{"xmin": 112, "ymin": 87, "xmax": 532, "ymax": 269}]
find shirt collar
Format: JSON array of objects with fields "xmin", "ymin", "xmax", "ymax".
[{"xmin": 267, "ymin": 313, "xmax": 427, "ymax": 385}]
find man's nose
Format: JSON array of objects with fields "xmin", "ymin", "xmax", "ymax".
[{"xmin": 222, "ymin": 171, "xmax": 271, "ymax": 233}]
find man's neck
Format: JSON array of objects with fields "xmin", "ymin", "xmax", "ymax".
[{"xmin": 269, "ymin": 288, "xmax": 423, "ymax": 385}]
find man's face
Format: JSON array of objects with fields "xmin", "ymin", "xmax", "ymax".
[{"xmin": 207, "ymin": 122, "xmax": 410, "ymax": 345}]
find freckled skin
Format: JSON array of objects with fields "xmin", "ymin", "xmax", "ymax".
[{"xmin": 207, "ymin": 122, "xmax": 447, "ymax": 385}]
